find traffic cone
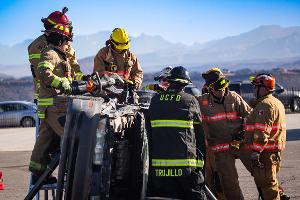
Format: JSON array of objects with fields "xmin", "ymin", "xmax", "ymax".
[{"xmin": 0, "ymin": 171, "xmax": 4, "ymax": 190}]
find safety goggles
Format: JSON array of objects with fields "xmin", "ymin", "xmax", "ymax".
[{"xmin": 111, "ymin": 39, "xmax": 130, "ymax": 46}]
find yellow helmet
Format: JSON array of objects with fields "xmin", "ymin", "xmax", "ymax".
[
  {"xmin": 110, "ymin": 28, "xmax": 130, "ymax": 50},
  {"xmin": 202, "ymin": 67, "xmax": 224, "ymax": 85}
]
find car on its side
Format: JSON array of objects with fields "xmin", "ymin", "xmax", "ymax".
[
  {"xmin": 0, "ymin": 101, "xmax": 36, "ymax": 127},
  {"xmin": 229, "ymin": 81, "xmax": 300, "ymax": 112}
]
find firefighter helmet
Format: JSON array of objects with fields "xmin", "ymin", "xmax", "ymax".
[
  {"xmin": 154, "ymin": 66, "xmax": 173, "ymax": 81},
  {"xmin": 110, "ymin": 28, "xmax": 130, "ymax": 50},
  {"xmin": 250, "ymin": 73, "xmax": 276, "ymax": 91},
  {"xmin": 41, "ymin": 7, "xmax": 70, "ymax": 26},
  {"xmin": 167, "ymin": 66, "xmax": 191, "ymax": 84},
  {"xmin": 45, "ymin": 24, "xmax": 72, "ymax": 41},
  {"xmin": 202, "ymin": 67, "xmax": 224, "ymax": 85}
]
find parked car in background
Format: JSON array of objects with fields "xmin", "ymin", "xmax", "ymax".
[
  {"xmin": 184, "ymin": 84, "xmax": 202, "ymax": 97},
  {"xmin": 0, "ymin": 101, "xmax": 36, "ymax": 127},
  {"xmin": 229, "ymin": 81, "xmax": 300, "ymax": 112}
]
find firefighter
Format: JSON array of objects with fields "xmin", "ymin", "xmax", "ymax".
[
  {"xmin": 143, "ymin": 66, "xmax": 172, "ymax": 92},
  {"xmin": 201, "ymin": 68, "xmax": 223, "ymax": 95},
  {"xmin": 199, "ymin": 68, "xmax": 252, "ymax": 200},
  {"xmin": 28, "ymin": 23, "xmax": 74, "ymax": 184},
  {"xmin": 240, "ymin": 74, "xmax": 287, "ymax": 200},
  {"xmin": 93, "ymin": 28, "xmax": 143, "ymax": 89},
  {"xmin": 28, "ymin": 7, "xmax": 84, "ymax": 104},
  {"xmin": 147, "ymin": 66, "xmax": 207, "ymax": 200}
]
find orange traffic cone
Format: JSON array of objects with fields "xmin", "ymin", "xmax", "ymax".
[{"xmin": 0, "ymin": 171, "xmax": 4, "ymax": 190}]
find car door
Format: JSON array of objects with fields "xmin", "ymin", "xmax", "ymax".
[
  {"xmin": 4, "ymin": 103, "xmax": 24, "ymax": 126},
  {"xmin": 0, "ymin": 103, "xmax": 15, "ymax": 126}
]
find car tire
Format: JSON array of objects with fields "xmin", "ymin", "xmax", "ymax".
[
  {"xmin": 21, "ymin": 117, "xmax": 35, "ymax": 127},
  {"xmin": 290, "ymin": 97, "xmax": 300, "ymax": 112}
]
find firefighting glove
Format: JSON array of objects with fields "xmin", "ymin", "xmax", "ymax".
[
  {"xmin": 124, "ymin": 79, "xmax": 137, "ymax": 90},
  {"xmin": 232, "ymin": 130, "xmax": 245, "ymax": 141},
  {"xmin": 250, "ymin": 151, "xmax": 264, "ymax": 168},
  {"xmin": 60, "ymin": 78, "xmax": 72, "ymax": 95}
]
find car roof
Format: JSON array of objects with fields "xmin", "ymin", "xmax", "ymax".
[
  {"xmin": 230, "ymin": 80, "xmax": 251, "ymax": 84},
  {"xmin": 0, "ymin": 101, "xmax": 34, "ymax": 105},
  {"xmin": 230, "ymin": 80, "xmax": 283, "ymax": 87}
]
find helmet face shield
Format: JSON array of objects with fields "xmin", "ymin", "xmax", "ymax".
[
  {"xmin": 209, "ymin": 77, "xmax": 229, "ymax": 91},
  {"xmin": 154, "ymin": 66, "xmax": 173, "ymax": 81},
  {"xmin": 111, "ymin": 39, "xmax": 130, "ymax": 50},
  {"xmin": 45, "ymin": 24, "xmax": 72, "ymax": 41}
]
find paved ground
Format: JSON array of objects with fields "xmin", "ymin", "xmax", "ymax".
[
  {"xmin": 0, "ymin": 114, "xmax": 300, "ymax": 199},
  {"xmin": 0, "ymin": 127, "xmax": 35, "ymax": 151}
]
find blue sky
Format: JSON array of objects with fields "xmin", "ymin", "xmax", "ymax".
[{"xmin": 0, "ymin": 0, "xmax": 300, "ymax": 45}]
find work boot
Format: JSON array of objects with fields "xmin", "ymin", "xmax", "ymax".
[
  {"xmin": 31, "ymin": 174, "xmax": 57, "ymax": 185},
  {"xmin": 279, "ymin": 185, "xmax": 290, "ymax": 200},
  {"xmin": 280, "ymin": 193, "xmax": 290, "ymax": 200}
]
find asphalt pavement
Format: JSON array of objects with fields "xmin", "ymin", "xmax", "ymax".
[{"xmin": 0, "ymin": 113, "xmax": 299, "ymax": 199}]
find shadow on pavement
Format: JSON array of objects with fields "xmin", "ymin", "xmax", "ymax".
[{"xmin": 287, "ymin": 129, "xmax": 300, "ymax": 141}]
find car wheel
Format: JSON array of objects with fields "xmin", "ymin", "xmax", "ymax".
[
  {"xmin": 21, "ymin": 117, "xmax": 35, "ymax": 127},
  {"xmin": 290, "ymin": 97, "xmax": 300, "ymax": 112}
]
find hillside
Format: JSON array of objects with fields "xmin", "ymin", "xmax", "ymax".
[{"xmin": 1, "ymin": 25, "xmax": 300, "ymax": 76}]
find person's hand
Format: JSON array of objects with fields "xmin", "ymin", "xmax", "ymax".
[
  {"xmin": 60, "ymin": 78, "xmax": 72, "ymax": 94},
  {"xmin": 250, "ymin": 151, "xmax": 264, "ymax": 168}
]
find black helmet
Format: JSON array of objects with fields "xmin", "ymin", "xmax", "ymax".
[{"xmin": 167, "ymin": 66, "xmax": 191, "ymax": 84}]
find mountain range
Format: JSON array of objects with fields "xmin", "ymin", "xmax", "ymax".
[{"xmin": 1, "ymin": 25, "xmax": 300, "ymax": 76}]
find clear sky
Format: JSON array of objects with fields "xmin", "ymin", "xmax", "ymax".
[{"xmin": 0, "ymin": 0, "xmax": 300, "ymax": 45}]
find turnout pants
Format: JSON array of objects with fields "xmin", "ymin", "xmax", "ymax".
[
  {"xmin": 148, "ymin": 170, "xmax": 207, "ymax": 200},
  {"xmin": 214, "ymin": 150, "xmax": 244, "ymax": 200},
  {"xmin": 29, "ymin": 106, "xmax": 66, "ymax": 175},
  {"xmin": 205, "ymin": 148, "xmax": 226, "ymax": 200},
  {"xmin": 240, "ymin": 148, "xmax": 281, "ymax": 200}
]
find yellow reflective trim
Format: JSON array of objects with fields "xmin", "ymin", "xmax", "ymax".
[
  {"xmin": 51, "ymin": 76, "xmax": 61, "ymax": 88},
  {"xmin": 151, "ymin": 120, "xmax": 193, "ymax": 128},
  {"xmin": 220, "ymin": 79, "xmax": 226, "ymax": 85},
  {"xmin": 29, "ymin": 54, "xmax": 41, "ymax": 60},
  {"xmin": 75, "ymin": 72, "xmax": 83, "ymax": 80},
  {"xmin": 38, "ymin": 61, "xmax": 54, "ymax": 71},
  {"xmin": 174, "ymin": 78, "xmax": 189, "ymax": 83},
  {"xmin": 249, "ymin": 75, "xmax": 255, "ymax": 81},
  {"xmin": 38, "ymin": 98, "xmax": 54, "ymax": 106},
  {"xmin": 29, "ymin": 161, "xmax": 46, "ymax": 171},
  {"xmin": 152, "ymin": 159, "xmax": 204, "ymax": 167},
  {"xmin": 38, "ymin": 111, "xmax": 45, "ymax": 119},
  {"xmin": 143, "ymin": 85, "xmax": 150, "ymax": 90},
  {"xmin": 34, "ymin": 92, "xmax": 39, "ymax": 99},
  {"xmin": 47, "ymin": 18, "xmax": 56, "ymax": 25}
]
